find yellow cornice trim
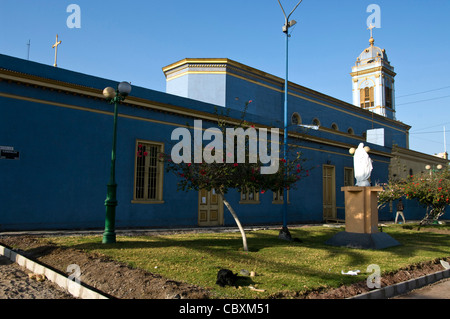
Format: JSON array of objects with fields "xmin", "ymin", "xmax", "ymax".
[
  {"xmin": 166, "ymin": 70, "xmax": 227, "ymax": 81},
  {"xmin": 162, "ymin": 58, "xmax": 230, "ymax": 73},
  {"xmin": 0, "ymin": 68, "xmax": 101, "ymax": 97},
  {"xmin": 350, "ymin": 66, "xmax": 396, "ymax": 78}
]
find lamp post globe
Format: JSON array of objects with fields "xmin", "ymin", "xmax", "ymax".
[
  {"xmin": 118, "ymin": 81, "xmax": 132, "ymax": 96},
  {"xmin": 103, "ymin": 87, "xmax": 116, "ymax": 100}
]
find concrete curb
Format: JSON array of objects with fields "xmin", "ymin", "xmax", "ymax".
[
  {"xmin": 348, "ymin": 268, "xmax": 450, "ymax": 299},
  {"xmin": 0, "ymin": 244, "xmax": 110, "ymax": 299}
]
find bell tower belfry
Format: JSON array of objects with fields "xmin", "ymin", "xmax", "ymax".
[{"xmin": 350, "ymin": 26, "xmax": 396, "ymax": 119}]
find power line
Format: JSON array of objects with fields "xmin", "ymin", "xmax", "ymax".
[
  {"xmin": 396, "ymin": 85, "xmax": 450, "ymax": 99},
  {"xmin": 396, "ymin": 94, "xmax": 450, "ymax": 106},
  {"xmin": 411, "ymin": 135, "xmax": 445, "ymax": 146},
  {"xmin": 410, "ymin": 122, "xmax": 450, "ymax": 133},
  {"xmin": 410, "ymin": 130, "xmax": 447, "ymax": 134}
]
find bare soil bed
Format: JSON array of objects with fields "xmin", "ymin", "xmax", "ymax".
[{"xmin": 0, "ymin": 235, "xmax": 448, "ymax": 299}]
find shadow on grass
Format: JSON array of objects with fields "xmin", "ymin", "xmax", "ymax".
[
  {"xmin": 234, "ymin": 276, "xmax": 255, "ymax": 288},
  {"xmin": 59, "ymin": 228, "xmax": 369, "ymax": 287},
  {"xmin": 63, "ymin": 225, "xmax": 450, "ymax": 258}
]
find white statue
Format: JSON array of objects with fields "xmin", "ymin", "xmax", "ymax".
[{"xmin": 350, "ymin": 143, "xmax": 373, "ymax": 187}]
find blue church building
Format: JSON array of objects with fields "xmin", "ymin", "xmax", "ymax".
[{"xmin": 0, "ymin": 35, "xmax": 448, "ymax": 231}]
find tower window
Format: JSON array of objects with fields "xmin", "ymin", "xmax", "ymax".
[
  {"xmin": 385, "ymin": 86, "xmax": 393, "ymax": 108},
  {"xmin": 360, "ymin": 86, "xmax": 374, "ymax": 109}
]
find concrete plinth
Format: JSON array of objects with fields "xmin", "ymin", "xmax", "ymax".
[
  {"xmin": 326, "ymin": 186, "xmax": 401, "ymax": 250},
  {"xmin": 342, "ymin": 186, "xmax": 382, "ymax": 234},
  {"xmin": 325, "ymin": 231, "xmax": 400, "ymax": 249}
]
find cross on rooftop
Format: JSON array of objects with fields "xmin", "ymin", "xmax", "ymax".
[
  {"xmin": 367, "ymin": 24, "xmax": 375, "ymax": 45},
  {"xmin": 52, "ymin": 35, "xmax": 62, "ymax": 67}
]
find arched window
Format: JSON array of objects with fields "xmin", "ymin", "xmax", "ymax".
[
  {"xmin": 331, "ymin": 123, "xmax": 339, "ymax": 131},
  {"xmin": 312, "ymin": 118, "xmax": 320, "ymax": 126},
  {"xmin": 347, "ymin": 127, "xmax": 354, "ymax": 135},
  {"xmin": 360, "ymin": 86, "xmax": 374, "ymax": 109},
  {"xmin": 291, "ymin": 113, "xmax": 301, "ymax": 125}
]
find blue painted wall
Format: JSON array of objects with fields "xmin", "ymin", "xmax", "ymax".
[{"xmin": 0, "ymin": 54, "xmax": 444, "ymax": 231}]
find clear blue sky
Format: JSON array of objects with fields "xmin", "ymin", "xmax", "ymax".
[{"xmin": 1, "ymin": 0, "xmax": 449, "ymax": 157}]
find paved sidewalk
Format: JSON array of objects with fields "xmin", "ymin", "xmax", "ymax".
[
  {"xmin": 391, "ymin": 278, "xmax": 450, "ymax": 299},
  {"xmin": 0, "ymin": 255, "xmax": 75, "ymax": 299}
]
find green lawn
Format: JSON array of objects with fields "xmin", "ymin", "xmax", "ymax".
[{"xmin": 49, "ymin": 224, "xmax": 450, "ymax": 298}]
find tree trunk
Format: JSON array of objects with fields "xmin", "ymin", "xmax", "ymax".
[
  {"xmin": 419, "ymin": 206, "xmax": 445, "ymax": 230},
  {"xmin": 418, "ymin": 206, "xmax": 431, "ymax": 231},
  {"xmin": 221, "ymin": 196, "xmax": 249, "ymax": 252}
]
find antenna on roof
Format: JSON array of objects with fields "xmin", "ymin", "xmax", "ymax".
[
  {"xmin": 27, "ymin": 40, "xmax": 31, "ymax": 60},
  {"xmin": 444, "ymin": 126, "xmax": 447, "ymax": 154}
]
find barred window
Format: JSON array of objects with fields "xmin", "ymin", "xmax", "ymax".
[
  {"xmin": 272, "ymin": 189, "xmax": 290, "ymax": 204},
  {"xmin": 240, "ymin": 187, "xmax": 260, "ymax": 204},
  {"xmin": 133, "ymin": 141, "xmax": 164, "ymax": 203}
]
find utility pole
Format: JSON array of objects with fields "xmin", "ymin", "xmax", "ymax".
[{"xmin": 277, "ymin": 0, "xmax": 303, "ymax": 241}]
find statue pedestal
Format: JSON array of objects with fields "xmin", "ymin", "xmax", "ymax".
[
  {"xmin": 326, "ymin": 186, "xmax": 400, "ymax": 250},
  {"xmin": 342, "ymin": 186, "xmax": 382, "ymax": 234}
]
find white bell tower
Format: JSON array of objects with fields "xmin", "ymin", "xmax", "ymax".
[{"xmin": 350, "ymin": 26, "xmax": 396, "ymax": 120}]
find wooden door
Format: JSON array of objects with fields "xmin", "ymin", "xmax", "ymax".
[
  {"xmin": 198, "ymin": 188, "xmax": 224, "ymax": 226},
  {"xmin": 323, "ymin": 165, "xmax": 336, "ymax": 221}
]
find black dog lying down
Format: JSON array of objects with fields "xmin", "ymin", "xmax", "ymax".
[{"xmin": 216, "ymin": 269, "xmax": 238, "ymax": 287}]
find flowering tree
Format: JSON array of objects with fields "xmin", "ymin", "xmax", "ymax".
[
  {"xmin": 378, "ymin": 167, "xmax": 450, "ymax": 228},
  {"xmin": 377, "ymin": 182, "xmax": 404, "ymax": 209},
  {"xmin": 162, "ymin": 102, "xmax": 311, "ymax": 251}
]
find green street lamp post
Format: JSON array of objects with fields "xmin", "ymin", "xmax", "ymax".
[{"xmin": 102, "ymin": 81, "xmax": 132, "ymax": 244}]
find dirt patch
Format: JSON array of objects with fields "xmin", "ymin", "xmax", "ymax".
[{"xmin": 0, "ymin": 235, "xmax": 448, "ymax": 299}]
